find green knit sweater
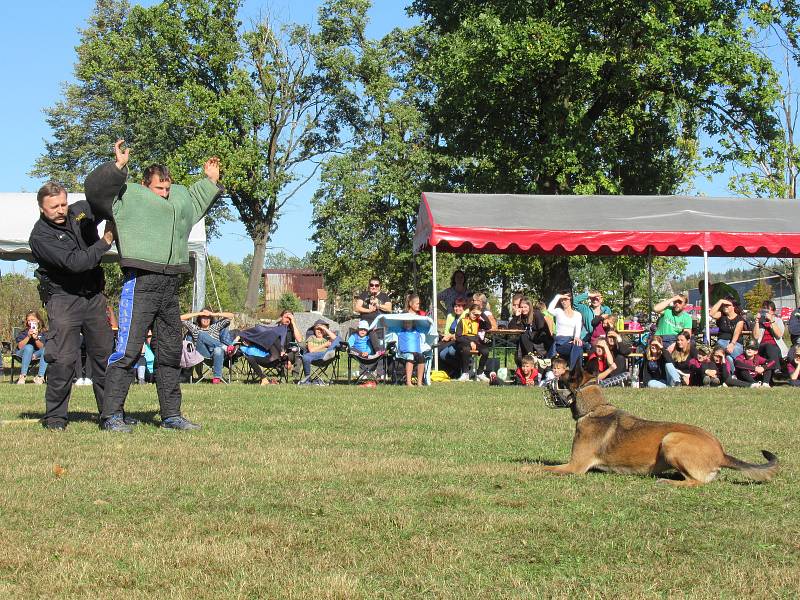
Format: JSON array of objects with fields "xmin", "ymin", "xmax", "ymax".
[{"xmin": 85, "ymin": 162, "xmax": 221, "ymax": 274}]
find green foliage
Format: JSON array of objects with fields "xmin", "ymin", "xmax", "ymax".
[
  {"xmin": 311, "ymin": 23, "xmax": 435, "ymax": 305},
  {"xmin": 277, "ymin": 292, "xmax": 304, "ymax": 313},
  {"xmin": 33, "ymin": 0, "xmax": 354, "ymax": 310},
  {"xmin": 744, "ymin": 280, "xmax": 775, "ymax": 313},
  {"xmin": 0, "ymin": 274, "xmax": 43, "ymax": 343}
]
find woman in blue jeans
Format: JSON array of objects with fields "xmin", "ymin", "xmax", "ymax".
[
  {"xmin": 15, "ymin": 311, "xmax": 49, "ymax": 384},
  {"xmin": 640, "ymin": 335, "xmax": 682, "ymax": 388},
  {"xmin": 181, "ymin": 308, "xmax": 234, "ymax": 384},
  {"xmin": 546, "ymin": 292, "xmax": 584, "ymax": 370}
]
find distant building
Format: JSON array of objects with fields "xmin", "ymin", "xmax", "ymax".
[
  {"xmin": 688, "ymin": 274, "xmax": 795, "ymax": 313},
  {"xmin": 262, "ymin": 268, "xmax": 327, "ymax": 313}
]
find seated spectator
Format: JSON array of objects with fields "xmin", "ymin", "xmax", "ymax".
[
  {"xmin": 573, "ymin": 290, "xmax": 611, "ymax": 344},
  {"xmin": 404, "ymin": 293, "xmax": 427, "ymax": 316},
  {"xmin": 515, "ymin": 355, "xmax": 539, "ymax": 386},
  {"xmin": 540, "ymin": 357, "xmax": 568, "ymax": 386},
  {"xmin": 652, "ymin": 293, "xmax": 692, "ymax": 351},
  {"xmin": 589, "ymin": 313, "xmax": 617, "ymax": 345},
  {"xmin": 455, "ymin": 303, "xmax": 491, "ymax": 382},
  {"xmin": 708, "ymin": 345, "xmax": 750, "ymax": 387},
  {"xmin": 604, "ymin": 330, "xmax": 632, "ymax": 363},
  {"xmin": 709, "ymin": 297, "xmax": 745, "ymax": 366},
  {"xmin": 181, "ymin": 308, "xmax": 235, "ymax": 384},
  {"xmin": 437, "ymin": 270, "xmax": 471, "ymax": 314},
  {"xmin": 511, "ymin": 298, "xmax": 553, "ymax": 364},
  {"xmin": 752, "ymin": 300, "xmax": 788, "ymax": 369},
  {"xmin": 347, "ymin": 320, "xmax": 374, "ymax": 358},
  {"xmin": 547, "ymin": 291, "xmax": 584, "ymax": 370},
  {"xmin": 276, "ymin": 309, "xmax": 303, "ymax": 375},
  {"xmin": 234, "ymin": 327, "xmax": 287, "ymax": 386},
  {"xmin": 507, "ymin": 292, "xmax": 524, "ymax": 323},
  {"xmin": 439, "ymin": 297, "xmax": 467, "ymax": 376},
  {"xmin": 15, "ymin": 311, "xmax": 48, "ymax": 385},
  {"xmin": 687, "ymin": 344, "xmax": 715, "ymax": 386},
  {"xmin": 301, "ymin": 322, "xmax": 341, "ymax": 382},
  {"xmin": 585, "ymin": 336, "xmax": 629, "ymax": 387},
  {"xmin": 397, "ymin": 320, "xmax": 426, "ymax": 386},
  {"xmin": 786, "ymin": 343, "xmax": 800, "ymax": 386},
  {"xmin": 471, "ymin": 292, "xmax": 498, "ymax": 329},
  {"xmin": 670, "ymin": 331, "xmax": 696, "ymax": 385},
  {"xmin": 135, "ymin": 330, "xmax": 154, "ymax": 384},
  {"xmin": 734, "ymin": 341, "xmax": 776, "ymax": 387},
  {"xmin": 640, "ymin": 335, "xmax": 681, "ymax": 388}
]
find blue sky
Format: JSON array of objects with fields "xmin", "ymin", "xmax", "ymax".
[{"xmin": 0, "ymin": 0, "xmax": 745, "ymax": 276}]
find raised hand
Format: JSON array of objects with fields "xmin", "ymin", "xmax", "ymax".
[
  {"xmin": 114, "ymin": 139, "xmax": 130, "ymax": 170},
  {"xmin": 203, "ymin": 157, "xmax": 220, "ymax": 183}
]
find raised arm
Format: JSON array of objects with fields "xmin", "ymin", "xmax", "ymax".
[
  {"xmin": 653, "ymin": 295, "xmax": 679, "ymax": 315},
  {"xmin": 188, "ymin": 157, "xmax": 223, "ymax": 224},
  {"xmin": 84, "ymin": 139, "xmax": 129, "ymax": 220}
]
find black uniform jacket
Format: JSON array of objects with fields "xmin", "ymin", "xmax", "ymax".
[{"xmin": 29, "ymin": 200, "xmax": 111, "ymax": 299}]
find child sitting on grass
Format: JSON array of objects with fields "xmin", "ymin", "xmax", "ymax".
[
  {"xmin": 734, "ymin": 341, "xmax": 776, "ymax": 387},
  {"xmin": 540, "ymin": 357, "xmax": 568, "ymax": 386},
  {"xmin": 515, "ymin": 355, "xmax": 539, "ymax": 386},
  {"xmin": 397, "ymin": 320, "xmax": 426, "ymax": 386}
]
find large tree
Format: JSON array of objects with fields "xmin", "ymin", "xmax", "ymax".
[
  {"xmin": 410, "ymin": 0, "xmax": 782, "ymax": 299},
  {"xmin": 33, "ymin": 0, "xmax": 349, "ymax": 310}
]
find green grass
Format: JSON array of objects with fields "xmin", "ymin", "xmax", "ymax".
[{"xmin": 1, "ymin": 382, "xmax": 798, "ymax": 599}]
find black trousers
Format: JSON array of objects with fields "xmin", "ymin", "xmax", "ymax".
[
  {"xmin": 102, "ymin": 270, "xmax": 183, "ymax": 420},
  {"xmin": 43, "ymin": 293, "xmax": 114, "ymax": 425},
  {"xmin": 457, "ymin": 337, "xmax": 489, "ymax": 373}
]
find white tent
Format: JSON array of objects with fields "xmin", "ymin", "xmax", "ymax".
[{"xmin": 0, "ymin": 192, "xmax": 207, "ymax": 310}]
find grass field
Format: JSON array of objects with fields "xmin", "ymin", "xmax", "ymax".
[{"xmin": 1, "ymin": 381, "xmax": 798, "ymax": 599}]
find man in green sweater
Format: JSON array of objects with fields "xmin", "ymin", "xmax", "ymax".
[{"xmin": 85, "ymin": 140, "xmax": 222, "ymax": 433}]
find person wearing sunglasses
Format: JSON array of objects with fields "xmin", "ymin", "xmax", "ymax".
[
  {"xmin": 653, "ymin": 293, "xmax": 692, "ymax": 352},
  {"xmin": 354, "ymin": 277, "xmax": 392, "ymax": 325}
]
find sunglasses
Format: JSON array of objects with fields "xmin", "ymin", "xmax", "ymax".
[
  {"xmin": 368, "ymin": 283, "xmax": 380, "ymax": 288},
  {"xmin": 674, "ymin": 300, "xmax": 684, "ymax": 305}
]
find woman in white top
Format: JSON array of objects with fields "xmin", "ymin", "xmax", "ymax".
[{"xmin": 547, "ymin": 291, "xmax": 585, "ymax": 369}]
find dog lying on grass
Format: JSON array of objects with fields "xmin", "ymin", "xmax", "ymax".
[{"xmin": 541, "ymin": 369, "xmax": 778, "ymax": 487}]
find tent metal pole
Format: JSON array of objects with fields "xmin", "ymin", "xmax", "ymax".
[
  {"xmin": 704, "ymin": 251, "xmax": 710, "ymax": 344},
  {"xmin": 647, "ymin": 249, "xmax": 653, "ymax": 324},
  {"xmin": 432, "ymin": 245, "xmax": 439, "ymax": 371}
]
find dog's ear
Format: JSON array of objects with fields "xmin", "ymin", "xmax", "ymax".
[{"xmin": 568, "ymin": 365, "xmax": 583, "ymax": 389}]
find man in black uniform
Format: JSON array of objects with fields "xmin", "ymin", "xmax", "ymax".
[{"xmin": 29, "ymin": 182, "xmax": 116, "ymax": 430}]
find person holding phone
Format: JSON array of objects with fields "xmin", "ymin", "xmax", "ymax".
[
  {"xmin": 752, "ymin": 300, "xmax": 788, "ymax": 368},
  {"xmin": 14, "ymin": 311, "xmax": 49, "ymax": 385}
]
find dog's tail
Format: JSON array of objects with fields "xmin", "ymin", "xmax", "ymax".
[{"xmin": 722, "ymin": 450, "xmax": 779, "ymax": 483}]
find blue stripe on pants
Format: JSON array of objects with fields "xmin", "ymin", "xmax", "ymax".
[{"xmin": 108, "ymin": 271, "xmax": 136, "ymax": 366}]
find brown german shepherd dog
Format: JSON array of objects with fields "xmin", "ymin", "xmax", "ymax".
[{"xmin": 542, "ymin": 369, "xmax": 778, "ymax": 487}]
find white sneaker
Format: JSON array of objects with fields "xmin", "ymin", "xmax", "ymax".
[
  {"xmin": 476, "ymin": 373, "xmax": 490, "ymax": 383},
  {"xmin": 457, "ymin": 373, "xmax": 471, "ymax": 382},
  {"xmin": 750, "ymin": 382, "xmax": 761, "ymax": 388}
]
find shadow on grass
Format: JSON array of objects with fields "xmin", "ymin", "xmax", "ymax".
[
  {"xmin": 18, "ymin": 410, "xmax": 160, "ymax": 426},
  {"xmin": 510, "ymin": 457, "xmax": 563, "ymax": 466}
]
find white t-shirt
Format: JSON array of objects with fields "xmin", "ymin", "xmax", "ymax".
[{"xmin": 548, "ymin": 295, "xmax": 583, "ymax": 339}]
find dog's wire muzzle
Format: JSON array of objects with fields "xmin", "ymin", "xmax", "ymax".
[{"xmin": 542, "ymin": 378, "xmax": 575, "ymax": 409}]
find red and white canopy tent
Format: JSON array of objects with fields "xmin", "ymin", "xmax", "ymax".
[{"xmin": 413, "ymin": 192, "xmax": 800, "ymax": 360}]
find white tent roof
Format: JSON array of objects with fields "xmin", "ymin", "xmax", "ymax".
[
  {"xmin": 0, "ymin": 192, "xmax": 208, "ymax": 310},
  {"xmin": 0, "ymin": 192, "xmax": 207, "ymax": 260}
]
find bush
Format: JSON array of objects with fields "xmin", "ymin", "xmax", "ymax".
[
  {"xmin": 278, "ymin": 292, "xmax": 304, "ymax": 313},
  {"xmin": 0, "ymin": 274, "xmax": 44, "ymax": 342}
]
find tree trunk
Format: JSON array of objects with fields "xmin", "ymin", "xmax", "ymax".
[
  {"xmin": 245, "ymin": 226, "xmax": 269, "ymax": 311},
  {"xmin": 621, "ymin": 270, "xmax": 634, "ymax": 317},
  {"xmin": 539, "ymin": 256, "xmax": 572, "ymax": 301},
  {"xmin": 500, "ymin": 273, "xmax": 510, "ymax": 320}
]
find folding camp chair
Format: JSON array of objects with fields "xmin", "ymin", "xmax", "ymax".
[
  {"xmin": 344, "ymin": 327, "xmax": 387, "ymax": 384},
  {"xmin": 375, "ymin": 314, "xmax": 438, "ymax": 386}
]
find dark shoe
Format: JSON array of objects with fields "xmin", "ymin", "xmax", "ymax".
[
  {"xmin": 123, "ymin": 415, "xmax": 140, "ymax": 426},
  {"xmin": 101, "ymin": 415, "xmax": 133, "ymax": 434},
  {"xmin": 42, "ymin": 421, "xmax": 67, "ymax": 431},
  {"xmin": 161, "ymin": 416, "xmax": 201, "ymax": 431}
]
